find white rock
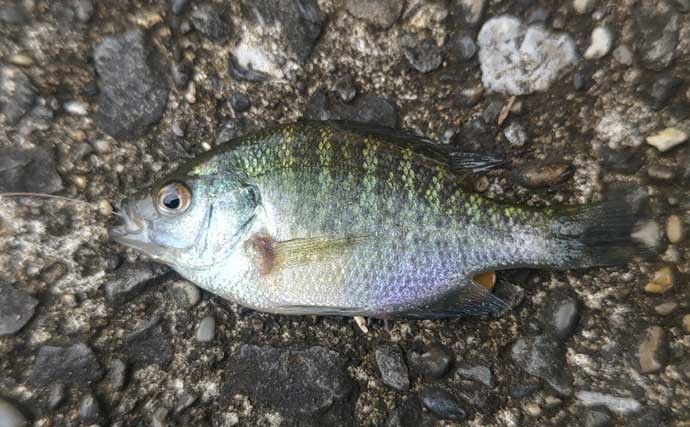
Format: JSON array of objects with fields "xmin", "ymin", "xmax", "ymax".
[
  {"xmin": 595, "ymin": 111, "xmax": 643, "ymax": 148},
  {"xmin": 646, "ymin": 127, "xmax": 688, "ymax": 152},
  {"xmin": 573, "ymin": 0, "xmax": 597, "ymax": 14},
  {"xmin": 576, "ymin": 391, "xmax": 641, "ymax": 415},
  {"xmin": 613, "ymin": 45, "xmax": 633, "ymax": 66},
  {"xmin": 504, "ymin": 121, "xmax": 528, "ymax": 146},
  {"xmin": 195, "ymin": 316, "xmax": 216, "ymax": 343},
  {"xmin": 458, "ymin": 0, "xmax": 487, "ymax": 24},
  {"xmin": 0, "ymin": 398, "xmax": 28, "ymax": 427},
  {"xmin": 477, "ymin": 15, "xmax": 579, "ymax": 95},
  {"xmin": 63, "ymin": 100, "xmax": 89, "ymax": 116},
  {"xmin": 632, "ymin": 220, "xmax": 663, "ymax": 249},
  {"xmin": 584, "ymin": 26, "xmax": 614, "ymax": 60}
]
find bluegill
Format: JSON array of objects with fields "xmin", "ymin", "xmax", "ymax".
[{"xmin": 110, "ymin": 121, "xmax": 648, "ymax": 318}]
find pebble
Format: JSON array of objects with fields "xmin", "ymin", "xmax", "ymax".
[
  {"xmin": 403, "ymin": 38, "xmax": 442, "ymax": 73},
  {"xmin": 511, "ymin": 335, "xmax": 571, "ymax": 395},
  {"xmin": 654, "ymin": 301, "xmax": 678, "ymax": 316},
  {"xmin": 385, "ymin": 396, "xmax": 423, "ymax": 427},
  {"xmin": 637, "ymin": 326, "xmax": 668, "ymax": 374},
  {"xmin": 175, "ymin": 393, "xmax": 197, "ymax": 414},
  {"xmin": 29, "ymin": 343, "xmax": 103, "ymax": 386},
  {"xmin": 407, "ymin": 345, "xmax": 452, "ymax": 379},
  {"xmin": 665, "ymin": 215, "xmax": 685, "ymax": 243},
  {"xmin": 598, "ymin": 146, "xmax": 643, "ymax": 174},
  {"xmin": 73, "ymin": 0, "xmax": 94, "ymax": 22},
  {"xmin": 646, "ymin": 127, "xmax": 688, "ymax": 152},
  {"xmin": 196, "ymin": 316, "xmax": 216, "ymax": 342},
  {"xmin": 451, "ymin": 34, "xmax": 477, "ymax": 61},
  {"xmin": 596, "ymin": 111, "xmax": 643, "ymax": 148},
  {"xmin": 504, "ymin": 121, "xmax": 528, "ymax": 146},
  {"xmin": 48, "ymin": 383, "xmax": 65, "ymax": 410},
  {"xmin": 573, "ymin": 0, "xmax": 597, "ymax": 14},
  {"xmin": 10, "ymin": 53, "xmax": 33, "ymax": 66},
  {"xmin": 334, "ymin": 76, "xmax": 357, "ymax": 103},
  {"xmin": 226, "ymin": 345, "xmax": 353, "ymax": 418},
  {"xmin": 190, "ymin": 3, "xmax": 230, "ymax": 42},
  {"xmin": 109, "ymin": 359, "xmax": 127, "ymax": 390},
  {"xmin": 644, "ymin": 266, "xmax": 675, "ymax": 294},
  {"xmin": 105, "ymin": 262, "xmax": 169, "ymax": 304},
  {"xmin": 305, "ymin": 89, "xmax": 399, "ymax": 128},
  {"xmin": 79, "ymin": 394, "xmax": 101, "ymax": 425},
  {"xmin": 647, "ymin": 165, "xmax": 675, "ymax": 182},
  {"xmin": 230, "ymin": 92, "xmax": 251, "ymax": 113},
  {"xmin": 169, "ymin": 0, "xmax": 190, "ymax": 15},
  {"xmin": 403, "ymin": 0, "xmax": 449, "ymax": 29},
  {"xmin": 0, "ymin": 282, "xmax": 38, "ymax": 335},
  {"xmin": 457, "ymin": 365, "xmax": 493, "ymax": 387},
  {"xmin": 419, "ymin": 388, "xmax": 466, "ymax": 421},
  {"xmin": 0, "ymin": 65, "xmax": 36, "ymax": 125},
  {"xmin": 477, "ymin": 15, "xmax": 578, "ymax": 95},
  {"xmin": 584, "ymin": 409, "xmax": 612, "ymax": 427},
  {"xmin": 636, "ymin": 10, "xmax": 679, "ymax": 70},
  {"xmin": 169, "ymin": 281, "xmax": 201, "ymax": 307},
  {"xmin": 631, "ymin": 220, "xmax": 663, "ymax": 249},
  {"xmin": 123, "ymin": 319, "xmax": 174, "ymax": 366},
  {"xmin": 513, "ymin": 161, "xmax": 574, "ymax": 189},
  {"xmin": 0, "ymin": 398, "xmax": 27, "ymax": 427},
  {"xmin": 576, "ymin": 391, "xmax": 641, "ymax": 415},
  {"xmin": 541, "ymin": 289, "xmax": 580, "ymax": 340},
  {"xmin": 683, "ymin": 315, "xmax": 690, "ymax": 333},
  {"xmin": 648, "ymin": 76, "xmax": 683, "ymax": 111},
  {"xmin": 613, "ymin": 45, "xmax": 633, "ymax": 66},
  {"xmin": 456, "ymin": 0, "xmax": 487, "ymax": 25},
  {"xmin": 99, "ymin": 199, "xmax": 113, "ymax": 217},
  {"xmin": 375, "ymin": 344, "xmax": 410, "ymax": 391},
  {"xmin": 94, "ymin": 30, "xmax": 169, "ymax": 140},
  {"xmin": 152, "ymin": 407, "xmax": 168, "ymax": 427},
  {"xmin": 584, "ymin": 26, "xmax": 614, "ymax": 60},
  {"xmin": 345, "ymin": 0, "xmax": 403, "ymax": 29}
]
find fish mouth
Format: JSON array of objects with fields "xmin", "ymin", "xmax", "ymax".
[{"xmin": 108, "ymin": 204, "xmax": 152, "ymax": 250}]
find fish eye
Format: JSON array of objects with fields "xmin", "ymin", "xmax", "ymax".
[{"xmin": 156, "ymin": 182, "xmax": 191, "ymax": 215}]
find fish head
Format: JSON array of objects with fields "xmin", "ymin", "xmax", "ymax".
[{"xmin": 109, "ymin": 169, "xmax": 261, "ymax": 270}]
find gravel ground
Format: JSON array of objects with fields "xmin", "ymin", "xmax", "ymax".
[{"xmin": 1, "ymin": 0, "xmax": 689, "ymax": 426}]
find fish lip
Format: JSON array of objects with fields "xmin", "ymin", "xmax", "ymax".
[{"xmin": 108, "ymin": 204, "xmax": 146, "ymax": 240}]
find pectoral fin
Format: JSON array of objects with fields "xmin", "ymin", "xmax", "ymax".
[{"xmin": 246, "ymin": 234, "xmax": 368, "ymax": 275}]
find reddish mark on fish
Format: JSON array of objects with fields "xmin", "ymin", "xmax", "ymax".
[{"xmin": 246, "ymin": 233, "xmax": 276, "ymax": 276}]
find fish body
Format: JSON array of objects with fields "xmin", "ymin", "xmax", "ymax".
[{"xmin": 111, "ymin": 121, "xmax": 644, "ymax": 318}]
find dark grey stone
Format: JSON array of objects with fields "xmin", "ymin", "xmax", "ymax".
[
  {"xmin": 48, "ymin": 383, "xmax": 65, "ymax": 410},
  {"xmin": 419, "ymin": 388, "xmax": 467, "ymax": 421},
  {"xmin": 403, "ymin": 38, "xmax": 442, "ymax": 73},
  {"xmin": 375, "ymin": 344, "xmax": 410, "ymax": 391},
  {"xmin": 0, "ymin": 1, "xmax": 28, "ymax": 24},
  {"xmin": 123, "ymin": 319, "xmax": 174, "ymax": 366},
  {"xmin": 190, "ymin": 3, "xmax": 230, "ymax": 42},
  {"xmin": 0, "ymin": 282, "xmax": 38, "ymax": 335},
  {"xmin": 511, "ymin": 335, "xmax": 572, "ymax": 396},
  {"xmin": 29, "ymin": 343, "xmax": 103, "ymax": 386},
  {"xmin": 598, "ymin": 145, "xmax": 644, "ymax": 174},
  {"xmin": 457, "ymin": 365, "xmax": 493, "ymax": 387},
  {"xmin": 386, "ymin": 396, "xmax": 423, "ymax": 427},
  {"xmin": 334, "ymin": 75, "xmax": 357, "ymax": 103},
  {"xmin": 79, "ymin": 394, "xmax": 101, "ymax": 425},
  {"xmin": 108, "ymin": 359, "xmax": 127, "ymax": 390},
  {"xmin": 94, "ymin": 30, "xmax": 169, "ymax": 140},
  {"xmin": 230, "ymin": 92, "xmax": 251, "ymax": 113},
  {"xmin": 541, "ymin": 289, "xmax": 581, "ymax": 340},
  {"xmin": 305, "ymin": 89, "xmax": 399, "ymax": 128},
  {"xmin": 450, "ymin": 34, "xmax": 477, "ymax": 61},
  {"xmin": 224, "ymin": 344, "xmax": 354, "ymax": 423},
  {"xmin": 0, "ymin": 147, "xmax": 63, "ymax": 194},
  {"xmin": 407, "ymin": 345, "xmax": 452, "ymax": 379},
  {"xmin": 169, "ymin": 0, "xmax": 191, "ymax": 15},
  {"xmin": 0, "ymin": 65, "xmax": 36, "ymax": 124},
  {"xmin": 104, "ymin": 262, "xmax": 168, "ymax": 304},
  {"xmin": 647, "ymin": 75, "xmax": 683, "ymax": 110},
  {"xmin": 584, "ymin": 408, "xmax": 613, "ymax": 427},
  {"xmin": 636, "ymin": 11, "xmax": 679, "ymax": 70},
  {"xmin": 345, "ymin": 0, "xmax": 403, "ymax": 29}
]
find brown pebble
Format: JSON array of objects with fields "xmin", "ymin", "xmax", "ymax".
[
  {"xmin": 513, "ymin": 162, "xmax": 574, "ymax": 189},
  {"xmin": 637, "ymin": 326, "xmax": 668, "ymax": 374},
  {"xmin": 666, "ymin": 215, "xmax": 685, "ymax": 243},
  {"xmin": 644, "ymin": 266, "xmax": 675, "ymax": 294},
  {"xmin": 654, "ymin": 302, "xmax": 678, "ymax": 316}
]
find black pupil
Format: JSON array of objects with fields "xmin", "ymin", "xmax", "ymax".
[{"xmin": 163, "ymin": 192, "xmax": 181, "ymax": 209}]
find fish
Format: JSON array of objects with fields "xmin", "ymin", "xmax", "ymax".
[{"xmin": 109, "ymin": 120, "xmax": 650, "ymax": 319}]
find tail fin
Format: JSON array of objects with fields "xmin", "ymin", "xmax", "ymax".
[{"xmin": 551, "ymin": 195, "xmax": 656, "ymax": 268}]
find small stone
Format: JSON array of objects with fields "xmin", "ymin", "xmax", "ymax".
[
  {"xmin": 647, "ymin": 165, "xmax": 675, "ymax": 182},
  {"xmin": 63, "ymin": 100, "xmax": 88, "ymax": 116},
  {"xmin": 598, "ymin": 145, "xmax": 644, "ymax": 174},
  {"xmin": 334, "ymin": 76, "xmax": 357, "ymax": 103},
  {"xmin": 584, "ymin": 26, "xmax": 614, "ymax": 60},
  {"xmin": 573, "ymin": 0, "xmax": 597, "ymax": 14},
  {"xmin": 513, "ymin": 162, "xmax": 574, "ymax": 189},
  {"xmin": 459, "ymin": 85, "xmax": 484, "ymax": 106},
  {"xmin": 451, "ymin": 34, "xmax": 477, "ymax": 61},
  {"xmin": 375, "ymin": 344, "xmax": 410, "ymax": 391},
  {"xmin": 0, "ymin": 282, "xmax": 38, "ymax": 335},
  {"xmin": 171, "ymin": 119, "xmax": 185, "ymax": 137},
  {"xmin": 644, "ymin": 266, "xmax": 675, "ymax": 294},
  {"xmin": 665, "ymin": 214, "xmax": 685, "ymax": 243},
  {"xmin": 190, "ymin": 3, "xmax": 230, "ymax": 42},
  {"xmin": 456, "ymin": 0, "xmax": 487, "ymax": 25},
  {"xmin": 152, "ymin": 407, "xmax": 168, "ymax": 427},
  {"xmin": 48, "ymin": 383, "xmax": 65, "ymax": 410},
  {"xmin": 345, "ymin": 0, "xmax": 403, "ymax": 29},
  {"xmin": 637, "ymin": 326, "xmax": 668, "ymax": 374},
  {"xmin": 683, "ymin": 315, "xmax": 690, "ymax": 333},
  {"xmin": 576, "ymin": 391, "xmax": 641, "ymax": 415},
  {"xmin": 169, "ymin": 0, "xmax": 190, "ymax": 15},
  {"xmin": 10, "ymin": 53, "xmax": 33, "ymax": 66},
  {"xmin": 483, "ymin": 99, "xmax": 503, "ymax": 124},
  {"xmin": 175, "ymin": 393, "xmax": 197, "ymax": 414},
  {"xmin": 109, "ymin": 359, "xmax": 127, "ymax": 390},
  {"xmin": 79, "ymin": 394, "xmax": 101, "ymax": 425},
  {"xmin": 196, "ymin": 316, "xmax": 216, "ymax": 342},
  {"xmin": 105, "ymin": 262, "xmax": 168, "ymax": 304},
  {"xmin": 541, "ymin": 289, "xmax": 580, "ymax": 340},
  {"xmin": 457, "ymin": 365, "xmax": 493, "ymax": 387},
  {"xmin": 596, "ymin": 111, "xmax": 643, "ymax": 148},
  {"xmin": 29, "ymin": 343, "xmax": 102, "ymax": 386},
  {"xmin": 169, "ymin": 281, "xmax": 201, "ymax": 307},
  {"xmin": 385, "ymin": 396, "xmax": 423, "ymax": 427},
  {"xmin": 230, "ymin": 93, "xmax": 250, "ymax": 113},
  {"xmin": 654, "ymin": 302, "xmax": 678, "ymax": 316},
  {"xmin": 613, "ymin": 45, "xmax": 633, "ymax": 66},
  {"xmin": 407, "ymin": 345, "xmax": 452, "ymax": 379},
  {"xmin": 648, "ymin": 76, "xmax": 683, "ymax": 111},
  {"xmin": 124, "ymin": 319, "xmax": 174, "ymax": 366},
  {"xmin": 0, "ymin": 65, "xmax": 36, "ymax": 124},
  {"xmin": 646, "ymin": 128, "xmax": 688, "ymax": 152},
  {"xmin": 419, "ymin": 388, "xmax": 466, "ymax": 421},
  {"xmin": 573, "ymin": 72, "xmax": 586, "ymax": 91},
  {"xmin": 584, "ymin": 409, "xmax": 612, "ymax": 427},
  {"xmin": 305, "ymin": 89, "xmax": 398, "ymax": 128},
  {"xmin": 403, "ymin": 38, "xmax": 442, "ymax": 73},
  {"xmin": 73, "ymin": 0, "xmax": 94, "ymax": 22},
  {"xmin": 477, "ymin": 15, "xmax": 578, "ymax": 95},
  {"xmin": 0, "ymin": 398, "xmax": 27, "ymax": 427},
  {"xmin": 94, "ymin": 30, "xmax": 169, "ymax": 140},
  {"xmin": 504, "ymin": 121, "xmax": 528, "ymax": 146},
  {"xmin": 632, "ymin": 220, "xmax": 663, "ymax": 249},
  {"xmin": 511, "ymin": 335, "xmax": 571, "ymax": 395},
  {"xmin": 636, "ymin": 11, "xmax": 679, "ymax": 71}
]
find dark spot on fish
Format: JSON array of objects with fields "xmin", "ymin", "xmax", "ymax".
[{"xmin": 246, "ymin": 233, "xmax": 276, "ymax": 276}]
